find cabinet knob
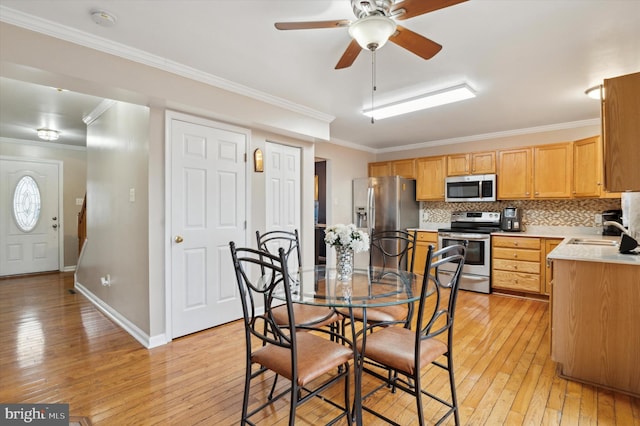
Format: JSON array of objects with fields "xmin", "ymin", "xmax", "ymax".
[{"xmin": 513, "ymin": 253, "xmax": 518, "ymax": 258}]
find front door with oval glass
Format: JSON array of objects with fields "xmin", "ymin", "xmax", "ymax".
[{"xmin": 0, "ymin": 159, "xmax": 60, "ymax": 276}]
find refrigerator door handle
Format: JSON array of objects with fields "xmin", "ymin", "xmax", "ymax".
[{"xmin": 367, "ymin": 186, "xmax": 374, "ymax": 235}]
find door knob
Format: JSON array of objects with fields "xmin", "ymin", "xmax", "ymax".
[
  {"xmin": 52, "ymin": 217, "xmax": 57, "ymax": 221},
  {"xmin": 175, "ymin": 236, "xmax": 184, "ymax": 243},
  {"xmin": 52, "ymin": 224, "xmax": 58, "ymax": 229}
]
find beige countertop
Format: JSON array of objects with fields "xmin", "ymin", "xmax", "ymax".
[{"xmin": 547, "ymin": 235, "xmax": 640, "ymax": 266}]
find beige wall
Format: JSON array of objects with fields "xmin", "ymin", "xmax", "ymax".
[
  {"xmin": 76, "ymin": 101, "xmax": 151, "ymax": 332},
  {"xmin": 0, "ymin": 138, "xmax": 87, "ymax": 268},
  {"xmin": 315, "ymin": 143, "xmax": 376, "ymax": 227}
]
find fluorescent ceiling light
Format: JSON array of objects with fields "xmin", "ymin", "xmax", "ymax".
[{"xmin": 363, "ymin": 83, "xmax": 476, "ymax": 120}]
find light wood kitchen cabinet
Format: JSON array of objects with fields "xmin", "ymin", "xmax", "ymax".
[
  {"xmin": 446, "ymin": 151, "xmax": 496, "ymax": 176},
  {"xmin": 415, "ymin": 156, "xmax": 446, "ymax": 200},
  {"xmin": 543, "ymin": 238, "xmax": 562, "ymax": 295},
  {"xmin": 368, "ymin": 161, "xmax": 391, "ymax": 177},
  {"xmin": 533, "ymin": 142, "xmax": 573, "ymax": 198},
  {"xmin": 603, "ymin": 71, "xmax": 640, "ymax": 192},
  {"xmin": 573, "ymin": 136, "xmax": 621, "ymax": 199},
  {"xmin": 409, "ymin": 231, "xmax": 438, "ymax": 273},
  {"xmin": 551, "ymin": 259, "xmax": 640, "ymax": 396},
  {"xmin": 492, "ymin": 235, "xmax": 542, "ymax": 293},
  {"xmin": 497, "ymin": 148, "xmax": 532, "ymax": 199},
  {"xmin": 368, "ymin": 159, "xmax": 415, "ymax": 178},
  {"xmin": 573, "ymin": 136, "xmax": 602, "ymax": 197},
  {"xmin": 391, "ymin": 159, "xmax": 415, "ymax": 178}
]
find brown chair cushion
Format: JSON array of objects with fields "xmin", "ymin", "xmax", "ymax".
[
  {"xmin": 272, "ymin": 304, "xmax": 341, "ymax": 328},
  {"xmin": 336, "ymin": 304, "xmax": 409, "ymax": 323},
  {"xmin": 357, "ymin": 326, "xmax": 447, "ymax": 376},
  {"xmin": 252, "ymin": 332, "xmax": 353, "ymax": 386}
]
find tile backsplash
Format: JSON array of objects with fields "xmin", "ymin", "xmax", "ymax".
[{"xmin": 421, "ymin": 199, "xmax": 621, "ymax": 227}]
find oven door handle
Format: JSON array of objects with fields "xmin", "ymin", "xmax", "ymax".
[
  {"xmin": 438, "ymin": 233, "xmax": 490, "ymax": 241},
  {"xmin": 438, "ymin": 270, "xmax": 488, "ymax": 282}
]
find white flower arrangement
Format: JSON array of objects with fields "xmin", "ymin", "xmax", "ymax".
[{"xmin": 324, "ymin": 224, "xmax": 370, "ymax": 253}]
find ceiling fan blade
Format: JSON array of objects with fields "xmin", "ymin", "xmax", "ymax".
[
  {"xmin": 335, "ymin": 39, "xmax": 362, "ymax": 69},
  {"xmin": 389, "ymin": 25, "xmax": 442, "ymax": 60},
  {"xmin": 275, "ymin": 20, "xmax": 350, "ymax": 30},
  {"xmin": 391, "ymin": 0, "xmax": 468, "ymax": 20}
]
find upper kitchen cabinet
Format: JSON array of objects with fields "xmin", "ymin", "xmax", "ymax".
[
  {"xmin": 497, "ymin": 148, "xmax": 532, "ymax": 199},
  {"xmin": 416, "ymin": 156, "xmax": 446, "ymax": 200},
  {"xmin": 603, "ymin": 71, "xmax": 640, "ymax": 192},
  {"xmin": 368, "ymin": 159, "xmax": 415, "ymax": 178},
  {"xmin": 573, "ymin": 136, "xmax": 620, "ymax": 198},
  {"xmin": 533, "ymin": 142, "xmax": 573, "ymax": 198},
  {"xmin": 498, "ymin": 143, "xmax": 573, "ymax": 200},
  {"xmin": 447, "ymin": 152, "xmax": 496, "ymax": 176},
  {"xmin": 573, "ymin": 136, "xmax": 602, "ymax": 197},
  {"xmin": 368, "ymin": 161, "xmax": 391, "ymax": 177}
]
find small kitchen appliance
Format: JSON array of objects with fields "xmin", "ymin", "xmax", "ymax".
[
  {"xmin": 500, "ymin": 207, "xmax": 523, "ymax": 232},
  {"xmin": 602, "ymin": 209, "xmax": 624, "ymax": 236}
]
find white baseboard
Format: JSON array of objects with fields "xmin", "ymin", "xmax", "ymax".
[
  {"xmin": 74, "ymin": 280, "xmax": 169, "ymax": 348},
  {"xmin": 63, "ymin": 265, "xmax": 76, "ymax": 272}
]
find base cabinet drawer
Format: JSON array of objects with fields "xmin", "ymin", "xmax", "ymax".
[
  {"xmin": 492, "ymin": 258, "xmax": 541, "ymax": 274},
  {"xmin": 492, "ymin": 270, "xmax": 541, "ymax": 293},
  {"xmin": 492, "ymin": 247, "xmax": 541, "ymax": 262}
]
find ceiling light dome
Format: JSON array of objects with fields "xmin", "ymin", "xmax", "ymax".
[
  {"xmin": 37, "ymin": 128, "xmax": 60, "ymax": 141},
  {"xmin": 348, "ymin": 15, "xmax": 397, "ymax": 51}
]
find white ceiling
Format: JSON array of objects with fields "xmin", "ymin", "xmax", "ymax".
[{"xmin": 0, "ymin": 0, "xmax": 639, "ymax": 151}]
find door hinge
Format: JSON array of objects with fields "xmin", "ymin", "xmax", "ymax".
[
  {"xmin": 244, "ymin": 220, "xmax": 247, "ymax": 230},
  {"xmin": 244, "ymin": 153, "xmax": 247, "ymax": 162}
]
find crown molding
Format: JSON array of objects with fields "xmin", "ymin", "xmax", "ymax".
[
  {"xmin": 0, "ymin": 6, "xmax": 335, "ymax": 125},
  {"xmin": 377, "ymin": 118, "xmax": 601, "ymax": 154}
]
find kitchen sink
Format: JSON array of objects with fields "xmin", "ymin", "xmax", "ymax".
[{"xmin": 567, "ymin": 238, "xmax": 619, "ymax": 246}]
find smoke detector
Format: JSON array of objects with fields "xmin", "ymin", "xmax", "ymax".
[{"xmin": 91, "ymin": 9, "xmax": 117, "ymax": 27}]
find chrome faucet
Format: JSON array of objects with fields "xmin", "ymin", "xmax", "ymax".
[{"xmin": 603, "ymin": 221, "xmax": 630, "ymax": 236}]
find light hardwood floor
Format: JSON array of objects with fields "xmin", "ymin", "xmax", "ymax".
[{"xmin": 1, "ymin": 272, "xmax": 638, "ymax": 425}]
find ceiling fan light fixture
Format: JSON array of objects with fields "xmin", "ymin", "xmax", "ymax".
[
  {"xmin": 348, "ymin": 15, "xmax": 397, "ymax": 51},
  {"xmin": 585, "ymin": 84, "xmax": 604, "ymax": 100},
  {"xmin": 36, "ymin": 128, "xmax": 60, "ymax": 141},
  {"xmin": 363, "ymin": 83, "xmax": 476, "ymax": 120}
]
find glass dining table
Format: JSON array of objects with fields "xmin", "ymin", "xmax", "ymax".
[{"xmin": 281, "ymin": 265, "xmax": 430, "ymax": 426}]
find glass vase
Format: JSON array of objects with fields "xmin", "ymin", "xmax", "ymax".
[{"xmin": 335, "ymin": 246, "xmax": 354, "ymax": 281}]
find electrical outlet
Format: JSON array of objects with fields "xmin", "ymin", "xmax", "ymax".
[
  {"xmin": 594, "ymin": 213, "xmax": 603, "ymax": 225},
  {"xmin": 101, "ymin": 274, "xmax": 111, "ymax": 286}
]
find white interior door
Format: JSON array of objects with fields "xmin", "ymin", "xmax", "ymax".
[
  {"xmin": 265, "ymin": 142, "xmax": 301, "ymax": 234},
  {"xmin": 0, "ymin": 158, "xmax": 61, "ymax": 276},
  {"xmin": 169, "ymin": 115, "xmax": 247, "ymax": 338}
]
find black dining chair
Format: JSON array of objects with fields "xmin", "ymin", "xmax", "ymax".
[
  {"xmin": 256, "ymin": 229, "xmax": 341, "ymax": 328},
  {"xmin": 229, "ymin": 242, "xmax": 353, "ymax": 426},
  {"xmin": 338, "ymin": 229, "xmax": 418, "ymax": 331},
  {"xmin": 357, "ymin": 242, "xmax": 467, "ymax": 426}
]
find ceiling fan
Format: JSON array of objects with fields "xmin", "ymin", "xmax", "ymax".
[{"xmin": 275, "ymin": 0, "xmax": 468, "ymax": 69}]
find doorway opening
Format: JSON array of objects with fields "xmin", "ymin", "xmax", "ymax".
[{"xmin": 314, "ymin": 159, "xmax": 327, "ymax": 265}]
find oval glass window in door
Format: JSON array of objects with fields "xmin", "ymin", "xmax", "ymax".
[{"xmin": 13, "ymin": 175, "xmax": 41, "ymax": 232}]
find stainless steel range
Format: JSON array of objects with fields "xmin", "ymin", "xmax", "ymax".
[{"xmin": 437, "ymin": 211, "xmax": 501, "ymax": 294}]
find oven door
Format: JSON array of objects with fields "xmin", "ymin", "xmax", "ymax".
[{"xmin": 437, "ymin": 232, "xmax": 490, "ymax": 277}]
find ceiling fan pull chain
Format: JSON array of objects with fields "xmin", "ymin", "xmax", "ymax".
[{"xmin": 371, "ymin": 49, "xmax": 376, "ymax": 124}]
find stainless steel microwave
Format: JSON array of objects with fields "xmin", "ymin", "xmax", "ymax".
[{"xmin": 445, "ymin": 174, "xmax": 496, "ymax": 202}]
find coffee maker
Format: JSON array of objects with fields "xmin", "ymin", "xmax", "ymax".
[
  {"xmin": 602, "ymin": 209, "xmax": 624, "ymax": 236},
  {"xmin": 501, "ymin": 207, "xmax": 523, "ymax": 232}
]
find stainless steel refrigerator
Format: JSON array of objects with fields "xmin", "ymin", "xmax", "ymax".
[{"xmin": 352, "ymin": 176, "xmax": 419, "ymax": 269}]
